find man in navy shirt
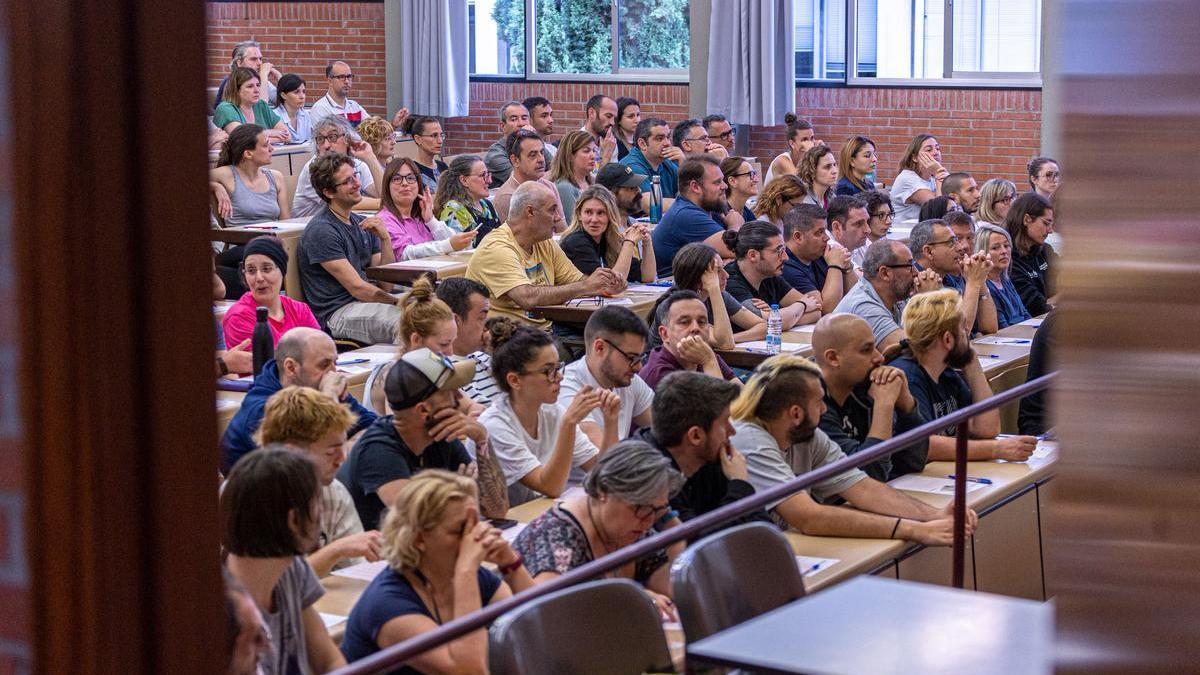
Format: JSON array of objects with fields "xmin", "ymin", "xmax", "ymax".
[
  {"xmin": 892, "ymin": 289, "xmax": 1036, "ymax": 462},
  {"xmin": 909, "ymin": 219, "xmax": 998, "ymax": 334},
  {"xmin": 620, "ymin": 117, "xmax": 684, "ymax": 203},
  {"xmin": 782, "ymin": 203, "xmax": 856, "ymax": 314},
  {"xmin": 651, "ymin": 155, "xmax": 734, "ymax": 276},
  {"xmin": 722, "ymin": 220, "xmax": 820, "ymax": 328}
]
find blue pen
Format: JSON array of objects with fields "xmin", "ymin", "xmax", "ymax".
[
  {"xmin": 337, "ymin": 358, "xmax": 369, "ymax": 366},
  {"xmin": 806, "ymin": 562, "xmax": 823, "ymax": 574},
  {"xmin": 948, "ymin": 475, "xmax": 993, "ymax": 485},
  {"xmin": 981, "ymin": 354, "xmax": 1002, "ymax": 358}
]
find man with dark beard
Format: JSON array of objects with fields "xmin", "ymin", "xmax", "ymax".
[
  {"xmin": 728, "ymin": 354, "xmax": 973, "ymax": 544},
  {"xmin": 893, "ymin": 289, "xmax": 1037, "ymax": 461},
  {"xmin": 651, "ymin": 155, "xmax": 736, "ymax": 276}
]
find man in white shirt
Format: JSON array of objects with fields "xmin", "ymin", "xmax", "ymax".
[
  {"xmin": 308, "ymin": 60, "xmax": 368, "ymax": 127},
  {"xmin": 559, "ymin": 306, "xmax": 655, "ymax": 449},
  {"xmin": 292, "ymin": 116, "xmax": 384, "ymax": 217}
]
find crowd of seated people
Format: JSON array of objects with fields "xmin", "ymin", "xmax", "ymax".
[{"xmin": 208, "ymin": 53, "xmax": 1063, "ymax": 672}]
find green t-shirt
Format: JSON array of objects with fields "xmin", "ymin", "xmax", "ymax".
[{"xmin": 212, "ymin": 100, "xmax": 280, "ymax": 131}]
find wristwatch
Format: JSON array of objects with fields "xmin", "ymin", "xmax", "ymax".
[{"xmin": 216, "ymin": 355, "xmax": 229, "ymax": 376}]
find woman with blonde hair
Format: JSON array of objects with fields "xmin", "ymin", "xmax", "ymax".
[
  {"xmin": 835, "ymin": 135, "xmax": 877, "ymax": 196},
  {"xmin": 357, "ymin": 116, "xmax": 397, "ymax": 167},
  {"xmin": 974, "ymin": 223, "xmax": 1031, "ymax": 329},
  {"xmin": 546, "ymin": 129, "xmax": 598, "ymax": 218},
  {"xmin": 341, "ymin": 470, "xmax": 533, "ymax": 669},
  {"xmin": 752, "ymin": 174, "xmax": 808, "ymax": 227},
  {"xmin": 975, "ymin": 178, "xmax": 1017, "ymax": 226},
  {"xmin": 559, "ymin": 184, "xmax": 655, "ymax": 283},
  {"xmin": 797, "ymin": 145, "xmax": 839, "ymax": 208}
]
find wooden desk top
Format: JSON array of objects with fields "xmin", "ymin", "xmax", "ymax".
[
  {"xmin": 211, "ymin": 217, "xmax": 311, "ymax": 245},
  {"xmin": 531, "ymin": 289, "xmax": 664, "ymax": 324},
  {"xmin": 366, "ymin": 250, "xmax": 474, "ymax": 285},
  {"xmin": 717, "ymin": 325, "xmax": 817, "ymax": 369}
]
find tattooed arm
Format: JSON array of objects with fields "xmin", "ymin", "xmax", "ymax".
[{"xmin": 474, "ymin": 437, "xmax": 510, "ymax": 519}]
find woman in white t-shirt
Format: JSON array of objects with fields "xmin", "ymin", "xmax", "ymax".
[
  {"xmin": 890, "ymin": 134, "xmax": 950, "ymax": 223},
  {"xmin": 478, "ymin": 323, "xmax": 618, "ymax": 506}
]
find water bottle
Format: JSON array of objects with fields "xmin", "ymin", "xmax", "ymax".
[
  {"xmin": 252, "ymin": 306, "xmax": 274, "ymax": 378},
  {"xmin": 649, "ymin": 176, "xmax": 663, "ymax": 224},
  {"xmin": 766, "ymin": 304, "xmax": 782, "ymax": 355}
]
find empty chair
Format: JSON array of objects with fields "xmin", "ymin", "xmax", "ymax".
[
  {"xmin": 488, "ymin": 578, "xmax": 675, "ymax": 675},
  {"xmin": 671, "ymin": 522, "xmax": 806, "ymax": 643}
]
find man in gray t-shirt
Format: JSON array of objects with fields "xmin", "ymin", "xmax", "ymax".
[
  {"xmin": 833, "ymin": 239, "xmax": 938, "ymax": 352},
  {"xmin": 728, "ymin": 353, "xmax": 975, "ymax": 545}
]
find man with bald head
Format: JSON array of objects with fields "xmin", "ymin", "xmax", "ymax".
[
  {"xmin": 832, "ymin": 239, "xmax": 941, "ymax": 350},
  {"xmin": 222, "ymin": 327, "xmax": 378, "ymax": 472},
  {"xmin": 813, "ymin": 314, "xmax": 928, "ymax": 481},
  {"xmin": 465, "ymin": 181, "xmax": 623, "ymax": 331}
]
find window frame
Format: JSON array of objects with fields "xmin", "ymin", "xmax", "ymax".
[{"xmin": 794, "ymin": 0, "xmax": 1044, "ymax": 88}]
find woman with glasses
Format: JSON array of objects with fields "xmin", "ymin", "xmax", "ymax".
[
  {"xmin": 974, "ymin": 223, "xmax": 1032, "ymax": 329},
  {"xmin": 976, "ymin": 178, "xmax": 1018, "ymax": 227},
  {"xmin": 852, "ymin": 190, "xmax": 895, "ymax": 268},
  {"xmin": 403, "ymin": 115, "xmax": 450, "ymax": 192},
  {"xmin": 434, "ymin": 155, "xmax": 503, "ymax": 246},
  {"xmin": 1027, "ymin": 156, "xmax": 1060, "ymax": 200},
  {"xmin": 546, "ymin": 130, "xmax": 598, "ymax": 220},
  {"xmin": 379, "ymin": 158, "xmax": 474, "ymax": 261},
  {"xmin": 559, "ymin": 184, "xmax": 655, "ymax": 283},
  {"xmin": 212, "ymin": 67, "xmax": 291, "ymax": 142},
  {"xmin": 478, "ymin": 323, "xmax": 608, "ymax": 506},
  {"xmin": 221, "ymin": 235, "xmax": 320, "ymax": 358},
  {"xmin": 752, "ymin": 174, "xmax": 808, "ymax": 228},
  {"xmin": 720, "ymin": 156, "xmax": 760, "ymax": 225},
  {"xmin": 271, "ymin": 74, "xmax": 311, "ymax": 145},
  {"xmin": 512, "ymin": 439, "xmax": 684, "ymax": 620},
  {"xmin": 357, "ymin": 116, "xmax": 396, "ymax": 168},
  {"xmin": 835, "ymin": 135, "xmax": 877, "ymax": 196}
]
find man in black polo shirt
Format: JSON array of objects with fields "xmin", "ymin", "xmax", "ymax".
[
  {"xmin": 630, "ymin": 371, "xmax": 771, "ymax": 537},
  {"xmin": 812, "ymin": 313, "xmax": 928, "ymax": 481},
  {"xmin": 781, "ymin": 203, "xmax": 857, "ymax": 314},
  {"xmin": 723, "ymin": 220, "xmax": 821, "ymax": 328},
  {"xmin": 338, "ymin": 348, "xmax": 508, "ymax": 529}
]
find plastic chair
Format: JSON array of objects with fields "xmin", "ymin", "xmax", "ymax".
[
  {"xmin": 488, "ymin": 578, "xmax": 675, "ymax": 675},
  {"xmin": 670, "ymin": 522, "xmax": 806, "ymax": 644}
]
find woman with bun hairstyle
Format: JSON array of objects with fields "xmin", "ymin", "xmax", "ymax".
[
  {"xmin": 477, "ymin": 322, "xmax": 618, "ymax": 506},
  {"xmin": 646, "ymin": 242, "xmax": 766, "ymax": 351},
  {"xmin": 765, "ymin": 113, "xmax": 821, "ymax": 185}
]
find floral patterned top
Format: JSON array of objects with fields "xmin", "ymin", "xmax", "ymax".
[
  {"xmin": 438, "ymin": 198, "xmax": 502, "ymax": 247},
  {"xmin": 512, "ymin": 505, "xmax": 667, "ymax": 584}
]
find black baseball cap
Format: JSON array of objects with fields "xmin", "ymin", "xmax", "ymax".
[{"xmin": 597, "ymin": 163, "xmax": 647, "ymax": 191}]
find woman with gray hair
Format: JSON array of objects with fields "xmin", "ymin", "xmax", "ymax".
[
  {"xmin": 976, "ymin": 178, "xmax": 1018, "ymax": 227},
  {"xmin": 975, "ymin": 222, "xmax": 1032, "ymax": 328},
  {"xmin": 512, "ymin": 439, "xmax": 685, "ymax": 619}
]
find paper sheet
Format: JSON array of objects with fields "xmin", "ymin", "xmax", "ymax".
[
  {"xmin": 736, "ymin": 340, "xmax": 806, "ymax": 353},
  {"xmin": 625, "ymin": 284, "xmax": 671, "ymax": 295},
  {"xmin": 1016, "ymin": 317, "xmax": 1044, "ymax": 328},
  {"xmin": 564, "ymin": 296, "xmax": 633, "ymax": 307},
  {"xmin": 396, "ymin": 259, "xmax": 463, "ymax": 270},
  {"xmin": 974, "ymin": 336, "xmax": 1033, "ymax": 346},
  {"xmin": 796, "ymin": 555, "xmax": 840, "ymax": 577},
  {"xmin": 786, "ymin": 324, "xmax": 817, "ymax": 334},
  {"xmin": 320, "ymin": 613, "xmax": 347, "ymax": 630},
  {"xmin": 889, "ymin": 474, "xmax": 989, "ymax": 495},
  {"xmin": 331, "ymin": 560, "xmax": 388, "ymax": 582},
  {"xmin": 499, "ymin": 522, "xmax": 528, "ymax": 543},
  {"xmin": 216, "ymin": 397, "xmax": 241, "ymax": 411}
]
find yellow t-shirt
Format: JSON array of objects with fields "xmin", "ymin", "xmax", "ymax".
[{"xmin": 465, "ymin": 224, "xmax": 585, "ymax": 330}]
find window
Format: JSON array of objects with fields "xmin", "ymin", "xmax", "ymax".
[
  {"xmin": 470, "ymin": 0, "xmax": 689, "ymax": 80},
  {"xmin": 795, "ymin": 0, "xmax": 1042, "ymax": 85}
]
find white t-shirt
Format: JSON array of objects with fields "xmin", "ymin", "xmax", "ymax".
[
  {"xmin": 308, "ymin": 93, "xmax": 368, "ymax": 127},
  {"xmin": 557, "ymin": 359, "xmax": 654, "ymax": 440},
  {"xmin": 890, "ymin": 169, "xmax": 937, "ymax": 223},
  {"xmin": 292, "ymin": 155, "xmax": 376, "ymax": 218},
  {"xmin": 479, "ymin": 393, "xmax": 599, "ymax": 505}
]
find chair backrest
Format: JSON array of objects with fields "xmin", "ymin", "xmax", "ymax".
[
  {"xmin": 488, "ymin": 578, "xmax": 675, "ymax": 675},
  {"xmin": 988, "ymin": 364, "xmax": 1029, "ymax": 434},
  {"xmin": 670, "ymin": 522, "xmax": 806, "ymax": 644},
  {"xmin": 281, "ymin": 172, "xmax": 300, "ymax": 213}
]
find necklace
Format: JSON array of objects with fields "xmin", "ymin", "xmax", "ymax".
[
  {"xmin": 584, "ymin": 498, "xmax": 618, "ymax": 558},
  {"xmin": 411, "ymin": 568, "xmax": 444, "ymax": 625}
]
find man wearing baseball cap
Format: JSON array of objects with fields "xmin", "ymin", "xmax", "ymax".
[
  {"xmin": 596, "ymin": 162, "xmax": 648, "ymax": 228},
  {"xmin": 337, "ymin": 348, "xmax": 509, "ymax": 529}
]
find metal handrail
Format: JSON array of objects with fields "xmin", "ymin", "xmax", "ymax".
[{"xmin": 332, "ymin": 372, "xmax": 1058, "ymax": 675}]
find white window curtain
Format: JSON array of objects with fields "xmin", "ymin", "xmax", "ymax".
[
  {"xmin": 705, "ymin": 0, "xmax": 795, "ymax": 125},
  {"xmin": 387, "ymin": 0, "xmax": 470, "ymax": 118}
]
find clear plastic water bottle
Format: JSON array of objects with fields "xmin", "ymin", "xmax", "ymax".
[
  {"xmin": 766, "ymin": 304, "xmax": 782, "ymax": 355},
  {"xmin": 649, "ymin": 175, "xmax": 663, "ymax": 224}
]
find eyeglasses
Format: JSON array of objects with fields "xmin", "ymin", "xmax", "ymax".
[
  {"xmin": 469, "ymin": 170, "xmax": 491, "ymax": 179},
  {"xmin": 730, "ymin": 170, "xmax": 760, "ymax": 179},
  {"xmin": 521, "ymin": 361, "xmax": 566, "ymax": 381},
  {"xmin": 885, "ymin": 260, "xmax": 917, "ymax": 270},
  {"xmin": 683, "ymin": 136, "xmax": 708, "ymax": 144},
  {"xmin": 313, "ymin": 133, "xmax": 345, "ymax": 145},
  {"xmin": 1039, "ymin": 172, "xmax": 1061, "ymax": 181},
  {"xmin": 631, "ymin": 501, "xmax": 671, "ymax": 521},
  {"xmin": 242, "ymin": 263, "xmax": 277, "ymax": 277},
  {"xmin": 871, "ymin": 210, "xmax": 894, "ymax": 220},
  {"xmin": 602, "ymin": 338, "xmax": 642, "ymax": 369},
  {"xmin": 417, "ymin": 132, "xmax": 447, "ymax": 140},
  {"xmin": 330, "ymin": 73, "xmax": 354, "ymax": 81},
  {"xmin": 390, "ymin": 173, "xmax": 419, "ymax": 185},
  {"xmin": 334, "ymin": 174, "xmax": 360, "ymax": 189},
  {"xmin": 926, "ymin": 237, "xmax": 959, "ymax": 248},
  {"xmin": 708, "ymin": 130, "xmax": 735, "ymax": 141}
]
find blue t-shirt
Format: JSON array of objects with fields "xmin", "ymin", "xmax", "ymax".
[
  {"xmin": 341, "ymin": 565, "xmax": 503, "ymax": 669},
  {"xmin": 893, "ymin": 356, "xmax": 974, "ymax": 437},
  {"xmin": 620, "ymin": 147, "xmax": 679, "ymax": 199},
  {"xmin": 943, "ymin": 273, "xmax": 966, "ymax": 294},
  {"xmin": 987, "ymin": 276, "xmax": 1032, "ymax": 329},
  {"xmin": 782, "ymin": 247, "xmax": 828, "ymax": 294},
  {"xmin": 651, "ymin": 198, "xmax": 723, "ymax": 277}
]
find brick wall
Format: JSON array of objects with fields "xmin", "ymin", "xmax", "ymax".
[{"xmin": 206, "ymin": 2, "xmax": 1042, "ymax": 186}]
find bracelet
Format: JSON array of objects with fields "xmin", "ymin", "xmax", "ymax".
[
  {"xmin": 831, "ymin": 264, "xmax": 849, "ymax": 272},
  {"xmin": 216, "ymin": 355, "xmax": 229, "ymax": 376},
  {"xmin": 497, "ymin": 553, "xmax": 524, "ymax": 576},
  {"xmin": 889, "ymin": 518, "xmax": 902, "ymax": 539},
  {"xmin": 621, "ymin": 238, "xmax": 638, "ymax": 247}
]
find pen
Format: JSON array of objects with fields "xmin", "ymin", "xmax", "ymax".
[
  {"xmin": 948, "ymin": 475, "xmax": 993, "ymax": 485},
  {"xmin": 806, "ymin": 562, "xmax": 823, "ymax": 574},
  {"xmin": 336, "ymin": 358, "xmax": 369, "ymax": 366},
  {"xmin": 242, "ymin": 225, "xmax": 280, "ymax": 230},
  {"xmin": 980, "ymin": 354, "xmax": 1002, "ymax": 358}
]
